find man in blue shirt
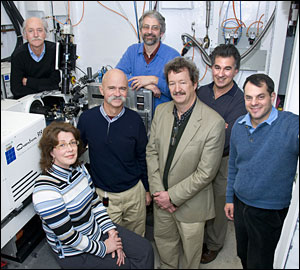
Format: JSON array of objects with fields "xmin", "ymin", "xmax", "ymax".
[
  {"xmin": 197, "ymin": 44, "xmax": 247, "ymax": 264},
  {"xmin": 225, "ymin": 73, "xmax": 299, "ymax": 269},
  {"xmin": 116, "ymin": 10, "xmax": 180, "ymax": 110}
]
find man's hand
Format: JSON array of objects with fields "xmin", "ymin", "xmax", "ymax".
[
  {"xmin": 145, "ymin": 191, "xmax": 152, "ymax": 206},
  {"xmin": 144, "ymin": 84, "xmax": 161, "ymax": 98},
  {"xmin": 166, "ymin": 204, "xmax": 177, "ymax": 213},
  {"xmin": 153, "ymin": 191, "xmax": 177, "ymax": 213},
  {"xmin": 129, "ymin": 75, "xmax": 158, "ymax": 90},
  {"xmin": 224, "ymin": 203, "xmax": 234, "ymax": 220},
  {"xmin": 22, "ymin": 77, "xmax": 27, "ymax": 86}
]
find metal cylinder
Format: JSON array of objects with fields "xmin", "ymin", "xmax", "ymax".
[
  {"xmin": 87, "ymin": 67, "xmax": 92, "ymax": 81},
  {"xmin": 206, "ymin": 1, "xmax": 211, "ymax": 29}
]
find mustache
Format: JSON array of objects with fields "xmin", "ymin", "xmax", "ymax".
[
  {"xmin": 144, "ymin": 34, "xmax": 155, "ymax": 38},
  {"xmin": 107, "ymin": 96, "xmax": 126, "ymax": 103},
  {"xmin": 30, "ymin": 37, "xmax": 43, "ymax": 41},
  {"xmin": 173, "ymin": 91, "xmax": 186, "ymax": 96}
]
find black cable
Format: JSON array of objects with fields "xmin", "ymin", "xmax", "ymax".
[
  {"xmin": 8, "ymin": 1, "xmax": 24, "ymax": 52},
  {"xmin": 2, "ymin": 2, "xmax": 20, "ymax": 34},
  {"xmin": 1, "ymin": 2, "xmax": 18, "ymax": 61},
  {"xmin": 8, "ymin": 1, "xmax": 24, "ymax": 27},
  {"xmin": 181, "ymin": 41, "xmax": 192, "ymax": 56},
  {"xmin": 1, "ymin": 1, "xmax": 23, "ymax": 62}
]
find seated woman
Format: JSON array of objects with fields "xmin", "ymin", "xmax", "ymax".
[{"xmin": 32, "ymin": 121, "xmax": 154, "ymax": 269}]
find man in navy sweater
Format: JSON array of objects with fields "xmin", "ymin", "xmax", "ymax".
[
  {"xmin": 10, "ymin": 17, "xmax": 60, "ymax": 99},
  {"xmin": 77, "ymin": 69, "xmax": 152, "ymax": 237},
  {"xmin": 197, "ymin": 44, "xmax": 247, "ymax": 264},
  {"xmin": 225, "ymin": 73, "xmax": 299, "ymax": 269}
]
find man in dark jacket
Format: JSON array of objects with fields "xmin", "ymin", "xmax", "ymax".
[
  {"xmin": 77, "ymin": 69, "xmax": 152, "ymax": 237},
  {"xmin": 11, "ymin": 17, "xmax": 60, "ymax": 99}
]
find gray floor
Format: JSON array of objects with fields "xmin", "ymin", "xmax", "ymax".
[{"xmin": 2, "ymin": 219, "xmax": 242, "ymax": 269}]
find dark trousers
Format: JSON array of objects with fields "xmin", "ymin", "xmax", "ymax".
[
  {"xmin": 51, "ymin": 224, "xmax": 154, "ymax": 269},
  {"xmin": 233, "ymin": 195, "xmax": 288, "ymax": 269}
]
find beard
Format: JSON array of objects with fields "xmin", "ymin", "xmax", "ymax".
[{"xmin": 142, "ymin": 34, "xmax": 159, "ymax": 46}]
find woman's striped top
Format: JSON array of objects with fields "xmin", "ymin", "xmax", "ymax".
[{"xmin": 32, "ymin": 163, "xmax": 116, "ymax": 258}]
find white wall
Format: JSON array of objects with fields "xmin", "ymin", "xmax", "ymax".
[
  {"xmin": 274, "ymin": 20, "xmax": 299, "ymax": 269},
  {"xmin": 2, "ymin": 1, "xmax": 287, "ymax": 94},
  {"xmin": 68, "ymin": 1, "xmax": 278, "ymax": 90}
]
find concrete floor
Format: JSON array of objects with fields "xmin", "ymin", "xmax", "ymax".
[{"xmin": 2, "ymin": 218, "xmax": 242, "ymax": 269}]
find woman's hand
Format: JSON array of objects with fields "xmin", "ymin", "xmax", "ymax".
[
  {"xmin": 105, "ymin": 229, "xmax": 126, "ymax": 266},
  {"xmin": 115, "ymin": 248, "xmax": 126, "ymax": 266},
  {"xmin": 104, "ymin": 230, "xmax": 123, "ymax": 254}
]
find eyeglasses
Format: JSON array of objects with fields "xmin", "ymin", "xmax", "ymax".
[
  {"xmin": 55, "ymin": 140, "xmax": 79, "ymax": 150},
  {"xmin": 142, "ymin": 24, "xmax": 160, "ymax": 31}
]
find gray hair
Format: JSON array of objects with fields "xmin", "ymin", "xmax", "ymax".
[
  {"xmin": 138, "ymin": 10, "xmax": 166, "ymax": 34},
  {"xmin": 22, "ymin": 17, "xmax": 48, "ymax": 35}
]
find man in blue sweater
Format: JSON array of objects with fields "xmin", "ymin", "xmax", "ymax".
[
  {"xmin": 77, "ymin": 69, "xmax": 152, "ymax": 237},
  {"xmin": 116, "ymin": 10, "xmax": 180, "ymax": 110},
  {"xmin": 225, "ymin": 73, "xmax": 299, "ymax": 269}
]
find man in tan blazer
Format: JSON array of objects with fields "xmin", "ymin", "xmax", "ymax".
[{"xmin": 146, "ymin": 57, "xmax": 225, "ymax": 269}]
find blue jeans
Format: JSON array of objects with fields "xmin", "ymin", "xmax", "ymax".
[{"xmin": 233, "ymin": 195, "xmax": 288, "ymax": 269}]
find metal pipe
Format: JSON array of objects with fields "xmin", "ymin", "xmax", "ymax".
[
  {"xmin": 241, "ymin": 6, "xmax": 276, "ymax": 59},
  {"xmin": 181, "ymin": 6, "xmax": 276, "ymax": 67},
  {"xmin": 134, "ymin": 1, "xmax": 140, "ymax": 43},
  {"xmin": 206, "ymin": 1, "xmax": 211, "ymax": 34},
  {"xmin": 181, "ymin": 33, "xmax": 212, "ymax": 66}
]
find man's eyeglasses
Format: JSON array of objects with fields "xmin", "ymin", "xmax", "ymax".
[
  {"xmin": 55, "ymin": 140, "xmax": 79, "ymax": 150},
  {"xmin": 142, "ymin": 24, "xmax": 160, "ymax": 31}
]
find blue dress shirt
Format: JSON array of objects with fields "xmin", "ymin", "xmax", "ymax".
[
  {"xmin": 28, "ymin": 43, "xmax": 45, "ymax": 62},
  {"xmin": 116, "ymin": 42, "xmax": 180, "ymax": 109}
]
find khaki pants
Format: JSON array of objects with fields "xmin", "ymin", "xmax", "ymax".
[
  {"xmin": 96, "ymin": 180, "xmax": 146, "ymax": 237},
  {"xmin": 205, "ymin": 156, "xmax": 229, "ymax": 250},
  {"xmin": 153, "ymin": 204, "xmax": 205, "ymax": 269}
]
